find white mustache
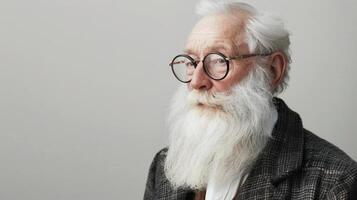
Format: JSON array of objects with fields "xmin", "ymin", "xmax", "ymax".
[{"xmin": 186, "ymin": 90, "xmax": 227, "ymax": 109}]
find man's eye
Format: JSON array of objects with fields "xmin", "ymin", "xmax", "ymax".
[
  {"xmin": 211, "ymin": 58, "xmax": 225, "ymax": 65},
  {"xmin": 217, "ymin": 58, "xmax": 226, "ymax": 63},
  {"xmin": 185, "ymin": 62, "xmax": 194, "ymax": 67}
]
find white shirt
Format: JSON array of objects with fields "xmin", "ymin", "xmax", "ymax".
[{"xmin": 205, "ymin": 174, "xmax": 249, "ymax": 200}]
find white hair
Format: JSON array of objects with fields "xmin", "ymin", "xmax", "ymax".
[{"xmin": 196, "ymin": 0, "xmax": 291, "ymax": 95}]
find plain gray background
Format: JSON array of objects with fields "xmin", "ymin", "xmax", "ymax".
[{"xmin": 1, "ymin": 0, "xmax": 356, "ymax": 199}]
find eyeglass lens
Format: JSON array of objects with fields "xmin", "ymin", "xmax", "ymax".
[{"xmin": 171, "ymin": 53, "xmax": 228, "ymax": 82}]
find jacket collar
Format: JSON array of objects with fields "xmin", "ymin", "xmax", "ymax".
[
  {"xmin": 266, "ymin": 97, "xmax": 304, "ymax": 184},
  {"xmin": 235, "ymin": 97, "xmax": 305, "ymax": 199}
]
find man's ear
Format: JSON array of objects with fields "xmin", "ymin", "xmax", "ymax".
[{"xmin": 268, "ymin": 52, "xmax": 286, "ymax": 90}]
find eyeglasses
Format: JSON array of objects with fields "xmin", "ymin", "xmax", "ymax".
[{"xmin": 169, "ymin": 52, "xmax": 271, "ymax": 83}]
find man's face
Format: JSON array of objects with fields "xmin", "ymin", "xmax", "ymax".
[{"xmin": 184, "ymin": 14, "xmax": 254, "ymax": 92}]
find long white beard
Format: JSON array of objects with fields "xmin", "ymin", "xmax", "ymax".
[{"xmin": 164, "ymin": 65, "xmax": 278, "ymax": 190}]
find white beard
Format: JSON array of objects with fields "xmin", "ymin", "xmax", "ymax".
[{"xmin": 164, "ymin": 65, "xmax": 278, "ymax": 190}]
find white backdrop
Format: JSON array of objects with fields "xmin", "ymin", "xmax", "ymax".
[{"xmin": 0, "ymin": 0, "xmax": 356, "ymax": 199}]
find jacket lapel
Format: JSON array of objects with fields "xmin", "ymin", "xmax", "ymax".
[{"xmin": 235, "ymin": 98, "xmax": 304, "ymax": 200}]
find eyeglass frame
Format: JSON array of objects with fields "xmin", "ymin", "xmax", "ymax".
[{"xmin": 169, "ymin": 52, "xmax": 271, "ymax": 83}]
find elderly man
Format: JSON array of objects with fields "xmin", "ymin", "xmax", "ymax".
[{"xmin": 144, "ymin": 1, "xmax": 357, "ymax": 199}]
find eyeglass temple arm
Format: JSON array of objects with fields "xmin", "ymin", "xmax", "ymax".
[
  {"xmin": 227, "ymin": 53, "xmax": 272, "ymax": 61},
  {"xmin": 169, "ymin": 59, "xmax": 201, "ymax": 67},
  {"xmin": 169, "ymin": 60, "xmax": 186, "ymax": 66}
]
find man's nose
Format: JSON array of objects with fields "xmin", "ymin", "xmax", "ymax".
[{"xmin": 189, "ymin": 62, "xmax": 213, "ymax": 91}]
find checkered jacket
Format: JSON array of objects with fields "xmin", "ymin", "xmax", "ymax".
[{"xmin": 144, "ymin": 98, "xmax": 357, "ymax": 199}]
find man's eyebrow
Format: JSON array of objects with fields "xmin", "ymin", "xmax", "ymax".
[
  {"xmin": 183, "ymin": 49, "xmax": 195, "ymax": 55},
  {"xmin": 184, "ymin": 45, "xmax": 233, "ymax": 55},
  {"xmin": 209, "ymin": 46, "xmax": 230, "ymax": 53}
]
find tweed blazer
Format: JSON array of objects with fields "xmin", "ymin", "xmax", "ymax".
[{"xmin": 144, "ymin": 98, "xmax": 357, "ymax": 199}]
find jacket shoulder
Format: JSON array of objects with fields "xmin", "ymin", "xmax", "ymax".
[
  {"xmin": 145, "ymin": 147, "xmax": 168, "ymax": 187},
  {"xmin": 303, "ymin": 129, "xmax": 357, "ymax": 171},
  {"xmin": 287, "ymin": 130, "xmax": 357, "ymax": 199},
  {"xmin": 143, "ymin": 148, "xmax": 169, "ymax": 199},
  {"xmin": 144, "ymin": 148, "xmax": 193, "ymax": 200},
  {"xmin": 301, "ymin": 129, "xmax": 357, "ymax": 197}
]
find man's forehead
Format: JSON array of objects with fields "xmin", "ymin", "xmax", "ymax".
[
  {"xmin": 184, "ymin": 39, "xmax": 237, "ymax": 55},
  {"xmin": 185, "ymin": 14, "xmax": 246, "ymax": 55}
]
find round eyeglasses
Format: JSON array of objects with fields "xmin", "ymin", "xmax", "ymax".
[{"xmin": 169, "ymin": 52, "xmax": 271, "ymax": 83}]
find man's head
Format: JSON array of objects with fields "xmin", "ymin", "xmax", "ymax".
[
  {"xmin": 171, "ymin": 0, "xmax": 291, "ymax": 94},
  {"xmin": 165, "ymin": 0, "xmax": 291, "ymax": 190}
]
